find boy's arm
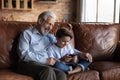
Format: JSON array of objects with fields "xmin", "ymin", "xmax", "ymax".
[{"xmin": 78, "ymin": 52, "xmax": 93, "ymax": 62}]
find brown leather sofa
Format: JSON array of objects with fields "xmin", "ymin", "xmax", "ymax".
[{"xmin": 0, "ymin": 21, "xmax": 120, "ymax": 80}]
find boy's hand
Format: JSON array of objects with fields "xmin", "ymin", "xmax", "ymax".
[
  {"xmin": 60, "ymin": 54, "xmax": 72, "ymax": 62},
  {"xmin": 72, "ymin": 55, "xmax": 78, "ymax": 64},
  {"xmin": 79, "ymin": 53, "xmax": 93, "ymax": 62},
  {"xmin": 86, "ymin": 53, "xmax": 92, "ymax": 62}
]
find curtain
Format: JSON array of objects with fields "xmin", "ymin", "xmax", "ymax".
[{"xmin": 76, "ymin": 0, "xmax": 86, "ymax": 22}]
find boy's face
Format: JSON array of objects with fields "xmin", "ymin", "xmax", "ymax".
[{"xmin": 56, "ymin": 36, "xmax": 71, "ymax": 48}]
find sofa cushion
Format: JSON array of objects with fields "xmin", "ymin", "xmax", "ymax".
[
  {"xmin": 113, "ymin": 43, "xmax": 120, "ymax": 62},
  {"xmin": 72, "ymin": 23, "xmax": 119, "ymax": 61},
  {"xmin": 0, "ymin": 69, "xmax": 33, "ymax": 80},
  {"xmin": 0, "ymin": 21, "xmax": 75, "ymax": 69},
  {"xmin": 0, "ymin": 21, "xmax": 35, "ymax": 69},
  {"xmin": 90, "ymin": 61, "xmax": 120, "ymax": 71},
  {"xmin": 90, "ymin": 61, "xmax": 120, "ymax": 80},
  {"xmin": 67, "ymin": 70, "xmax": 100, "ymax": 80}
]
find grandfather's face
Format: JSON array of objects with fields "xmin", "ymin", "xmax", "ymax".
[{"xmin": 37, "ymin": 16, "xmax": 56, "ymax": 35}]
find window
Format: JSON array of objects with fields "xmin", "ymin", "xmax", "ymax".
[{"xmin": 78, "ymin": 0, "xmax": 120, "ymax": 23}]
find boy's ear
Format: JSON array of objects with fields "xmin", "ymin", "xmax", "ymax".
[{"xmin": 56, "ymin": 37, "xmax": 59, "ymax": 42}]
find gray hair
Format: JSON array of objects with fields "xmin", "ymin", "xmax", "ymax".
[{"xmin": 38, "ymin": 11, "xmax": 57, "ymax": 20}]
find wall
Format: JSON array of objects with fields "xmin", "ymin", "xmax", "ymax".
[{"xmin": 0, "ymin": 0, "xmax": 76, "ymax": 22}]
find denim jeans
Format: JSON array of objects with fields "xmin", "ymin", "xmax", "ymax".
[{"xmin": 53, "ymin": 59, "xmax": 91, "ymax": 73}]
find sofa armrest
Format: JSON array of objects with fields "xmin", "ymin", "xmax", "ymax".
[{"xmin": 113, "ymin": 42, "xmax": 120, "ymax": 62}]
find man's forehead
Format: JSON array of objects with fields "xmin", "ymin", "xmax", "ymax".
[{"xmin": 46, "ymin": 16, "xmax": 55, "ymax": 20}]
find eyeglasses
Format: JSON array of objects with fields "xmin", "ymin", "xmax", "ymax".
[{"xmin": 43, "ymin": 19, "xmax": 54, "ymax": 27}]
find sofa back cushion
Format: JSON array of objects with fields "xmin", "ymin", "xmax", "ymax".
[
  {"xmin": 0, "ymin": 21, "xmax": 75, "ymax": 69},
  {"xmin": 72, "ymin": 23, "xmax": 119, "ymax": 61},
  {"xmin": 0, "ymin": 21, "xmax": 35, "ymax": 69}
]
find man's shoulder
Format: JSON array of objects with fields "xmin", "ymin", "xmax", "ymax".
[
  {"xmin": 49, "ymin": 43, "xmax": 56, "ymax": 47},
  {"xmin": 47, "ymin": 34, "xmax": 56, "ymax": 43},
  {"xmin": 47, "ymin": 33, "xmax": 55, "ymax": 37},
  {"xmin": 23, "ymin": 27, "xmax": 35, "ymax": 34}
]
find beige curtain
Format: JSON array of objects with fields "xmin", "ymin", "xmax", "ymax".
[{"xmin": 76, "ymin": 0, "xmax": 86, "ymax": 22}]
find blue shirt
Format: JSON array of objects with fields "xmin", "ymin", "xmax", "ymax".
[
  {"xmin": 18, "ymin": 27, "xmax": 56, "ymax": 64},
  {"xmin": 47, "ymin": 44, "xmax": 80, "ymax": 60}
]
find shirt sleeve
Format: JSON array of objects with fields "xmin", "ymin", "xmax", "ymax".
[
  {"xmin": 73, "ymin": 48, "xmax": 81, "ymax": 54},
  {"xmin": 47, "ymin": 45, "xmax": 55, "ymax": 58},
  {"xmin": 18, "ymin": 30, "xmax": 47, "ymax": 64},
  {"xmin": 47, "ymin": 34, "xmax": 56, "ymax": 44},
  {"xmin": 67, "ymin": 44, "xmax": 82, "ymax": 55}
]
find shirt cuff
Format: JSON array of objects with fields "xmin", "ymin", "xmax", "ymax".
[{"xmin": 77, "ymin": 64, "xmax": 85, "ymax": 71}]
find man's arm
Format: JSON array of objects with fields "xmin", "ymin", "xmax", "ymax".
[{"xmin": 18, "ymin": 30, "xmax": 48, "ymax": 64}]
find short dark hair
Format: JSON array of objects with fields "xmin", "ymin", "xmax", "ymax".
[{"xmin": 56, "ymin": 28, "xmax": 72, "ymax": 39}]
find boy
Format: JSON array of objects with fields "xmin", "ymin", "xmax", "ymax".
[{"xmin": 47, "ymin": 28, "xmax": 92, "ymax": 74}]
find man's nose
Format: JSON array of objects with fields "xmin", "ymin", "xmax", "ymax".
[
  {"xmin": 50, "ymin": 26, "xmax": 53, "ymax": 30},
  {"xmin": 48, "ymin": 25, "xmax": 53, "ymax": 30}
]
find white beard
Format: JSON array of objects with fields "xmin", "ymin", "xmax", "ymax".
[{"xmin": 41, "ymin": 27, "xmax": 49, "ymax": 35}]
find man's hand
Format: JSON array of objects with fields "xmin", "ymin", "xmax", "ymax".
[
  {"xmin": 46, "ymin": 57, "xmax": 56, "ymax": 65},
  {"xmin": 79, "ymin": 53, "xmax": 93, "ymax": 62}
]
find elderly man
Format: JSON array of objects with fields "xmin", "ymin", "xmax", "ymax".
[{"xmin": 17, "ymin": 11, "xmax": 67, "ymax": 80}]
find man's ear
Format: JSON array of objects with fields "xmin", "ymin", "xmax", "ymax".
[
  {"xmin": 67, "ymin": 23, "xmax": 72, "ymax": 30},
  {"xmin": 38, "ymin": 18, "xmax": 43, "ymax": 24}
]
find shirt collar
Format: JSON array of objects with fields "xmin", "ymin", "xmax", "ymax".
[
  {"xmin": 32, "ymin": 27, "xmax": 42, "ymax": 35},
  {"xmin": 32, "ymin": 27, "xmax": 49, "ymax": 36}
]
